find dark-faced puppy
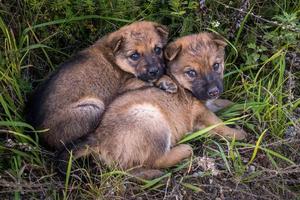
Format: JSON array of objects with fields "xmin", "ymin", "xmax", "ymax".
[
  {"xmin": 165, "ymin": 33, "xmax": 226, "ymax": 100},
  {"xmin": 108, "ymin": 22, "xmax": 167, "ymax": 81},
  {"xmin": 165, "ymin": 33, "xmax": 233, "ymax": 111},
  {"xmin": 57, "ymin": 32, "xmax": 247, "ymax": 179},
  {"xmin": 26, "ymin": 21, "xmax": 169, "ymax": 150}
]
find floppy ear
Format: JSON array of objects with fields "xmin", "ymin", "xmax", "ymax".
[
  {"xmin": 154, "ymin": 24, "xmax": 169, "ymax": 44},
  {"xmin": 106, "ymin": 32, "xmax": 124, "ymax": 53},
  {"xmin": 164, "ymin": 42, "xmax": 182, "ymax": 61},
  {"xmin": 210, "ymin": 33, "xmax": 227, "ymax": 48},
  {"xmin": 214, "ymin": 38, "xmax": 227, "ymax": 48}
]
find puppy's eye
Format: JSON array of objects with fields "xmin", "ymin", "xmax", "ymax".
[
  {"xmin": 130, "ymin": 52, "xmax": 140, "ymax": 61},
  {"xmin": 185, "ymin": 69, "xmax": 197, "ymax": 78},
  {"xmin": 154, "ymin": 46, "xmax": 162, "ymax": 55},
  {"xmin": 213, "ymin": 63, "xmax": 220, "ymax": 71}
]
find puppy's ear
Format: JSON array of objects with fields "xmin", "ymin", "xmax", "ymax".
[
  {"xmin": 106, "ymin": 32, "xmax": 124, "ymax": 53},
  {"xmin": 164, "ymin": 42, "xmax": 182, "ymax": 61},
  {"xmin": 154, "ymin": 24, "xmax": 169, "ymax": 43},
  {"xmin": 210, "ymin": 33, "xmax": 227, "ymax": 48}
]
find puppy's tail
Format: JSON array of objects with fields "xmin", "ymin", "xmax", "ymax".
[{"xmin": 56, "ymin": 135, "xmax": 98, "ymax": 176}]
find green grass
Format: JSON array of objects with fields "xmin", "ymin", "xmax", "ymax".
[{"xmin": 1, "ymin": 0, "xmax": 300, "ymax": 199}]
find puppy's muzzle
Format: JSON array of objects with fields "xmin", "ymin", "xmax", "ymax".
[
  {"xmin": 138, "ymin": 65, "xmax": 164, "ymax": 82},
  {"xmin": 207, "ymin": 86, "xmax": 220, "ymax": 99},
  {"xmin": 192, "ymin": 72, "xmax": 223, "ymax": 101},
  {"xmin": 148, "ymin": 66, "xmax": 159, "ymax": 78}
]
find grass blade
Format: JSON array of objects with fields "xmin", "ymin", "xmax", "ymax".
[
  {"xmin": 63, "ymin": 151, "xmax": 73, "ymax": 200},
  {"xmin": 142, "ymin": 172, "xmax": 171, "ymax": 190},
  {"xmin": 23, "ymin": 15, "xmax": 132, "ymax": 35},
  {"xmin": 248, "ymin": 129, "xmax": 268, "ymax": 165},
  {"xmin": 0, "ymin": 121, "xmax": 34, "ymax": 130}
]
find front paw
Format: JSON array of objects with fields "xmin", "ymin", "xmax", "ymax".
[
  {"xmin": 214, "ymin": 99, "xmax": 234, "ymax": 108},
  {"xmin": 206, "ymin": 99, "xmax": 234, "ymax": 112},
  {"xmin": 158, "ymin": 80, "xmax": 178, "ymax": 93}
]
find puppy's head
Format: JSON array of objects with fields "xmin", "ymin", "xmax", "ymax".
[
  {"xmin": 105, "ymin": 21, "xmax": 169, "ymax": 82},
  {"xmin": 165, "ymin": 33, "xmax": 227, "ymax": 101}
]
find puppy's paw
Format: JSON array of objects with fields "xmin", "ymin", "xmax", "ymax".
[
  {"xmin": 130, "ymin": 169, "xmax": 164, "ymax": 180},
  {"xmin": 206, "ymin": 99, "xmax": 234, "ymax": 112},
  {"xmin": 156, "ymin": 76, "xmax": 178, "ymax": 93},
  {"xmin": 232, "ymin": 128, "xmax": 247, "ymax": 140},
  {"xmin": 159, "ymin": 81, "xmax": 178, "ymax": 93},
  {"xmin": 214, "ymin": 99, "xmax": 234, "ymax": 108},
  {"xmin": 176, "ymin": 144, "xmax": 193, "ymax": 158}
]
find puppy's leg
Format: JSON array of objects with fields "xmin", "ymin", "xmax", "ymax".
[
  {"xmin": 43, "ymin": 97, "xmax": 104, "ymax": 149},
  {"xmin": 197, "ymin": 106, "xmax": 247, "ymax": 140},
  {"xmin": 154, "ymin": 144, "xmax": 193, "ymax": 169},
  {"xmin": 119, "ymin": 76, "xmax": 178, "ymax": 94},
  {"xmin": 119, "ymin": 78, "xmax": 153, "ymax": 93},
  {"xmin": 205, "ymin": 99, "xmax": 234, "ymax": 112}
]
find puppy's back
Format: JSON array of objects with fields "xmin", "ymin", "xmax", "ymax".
[
  {"xmin": 26, "ymin": 41, "xmax": 123, "ymax": 128},
  {"xmin": 26, "ymin": 51, "xmax": 91, "ymax": 127}
]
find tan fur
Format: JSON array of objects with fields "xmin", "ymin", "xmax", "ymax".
[
  {"xmin": 27, "ymin": 21, "xmax": 169, "ymax": 150},
  {"xmin": 58, "ymin": 33, "xmax": 247, "ymax": 179},
  {"xmin": 165, "ymin": 33, "xmax": 226, "ymax": 92}
]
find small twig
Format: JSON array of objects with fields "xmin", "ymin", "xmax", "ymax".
[
  {"xmin": 215, "ymin": 0, "xmax": 300, "ymax": 32},
  {"xmin": 194, "ymin": 183, "xmax": 274, "ymax": 200}
]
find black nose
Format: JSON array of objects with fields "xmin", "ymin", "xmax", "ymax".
[
  {"xmin": 208, "ymin": 87, "xmax": 219, "ymax": 98},
  {"xmin": 148, "ymin": 67, "xmax": 159, "ymax": 77}
]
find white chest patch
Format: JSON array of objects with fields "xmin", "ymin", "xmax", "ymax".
[
  {"xmin": 128, "ymin": 103, "xmax": 163, "ymax": 119},
  {"xmin": 128, "ymin": 103, "xmax": 172, "ymax": 151}
]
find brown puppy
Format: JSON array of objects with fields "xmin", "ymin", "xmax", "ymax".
[
  {"xmin": 26, "ymin": 21, "xmax": 169, "ymax": 150},
  {"xmin": 58, "ymin": 33, "xmax": 247, "ymax": 179}
]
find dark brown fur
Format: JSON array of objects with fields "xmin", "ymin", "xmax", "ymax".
[
  {"xmin": 26, "ymin": 21, "xmax": 169, "ymax": 150},
  {"xmin": 58, "ymin": 33, "xmax": 247, "ymax": 179}
]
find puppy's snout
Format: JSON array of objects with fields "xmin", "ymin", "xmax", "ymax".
[
  {"xmin": 207, "ymin": 87, "xmax": 219, "ymax": 98},
  {"xmin": 148, "ymin": 67, "xmax": 159, "ymax": 77}
]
